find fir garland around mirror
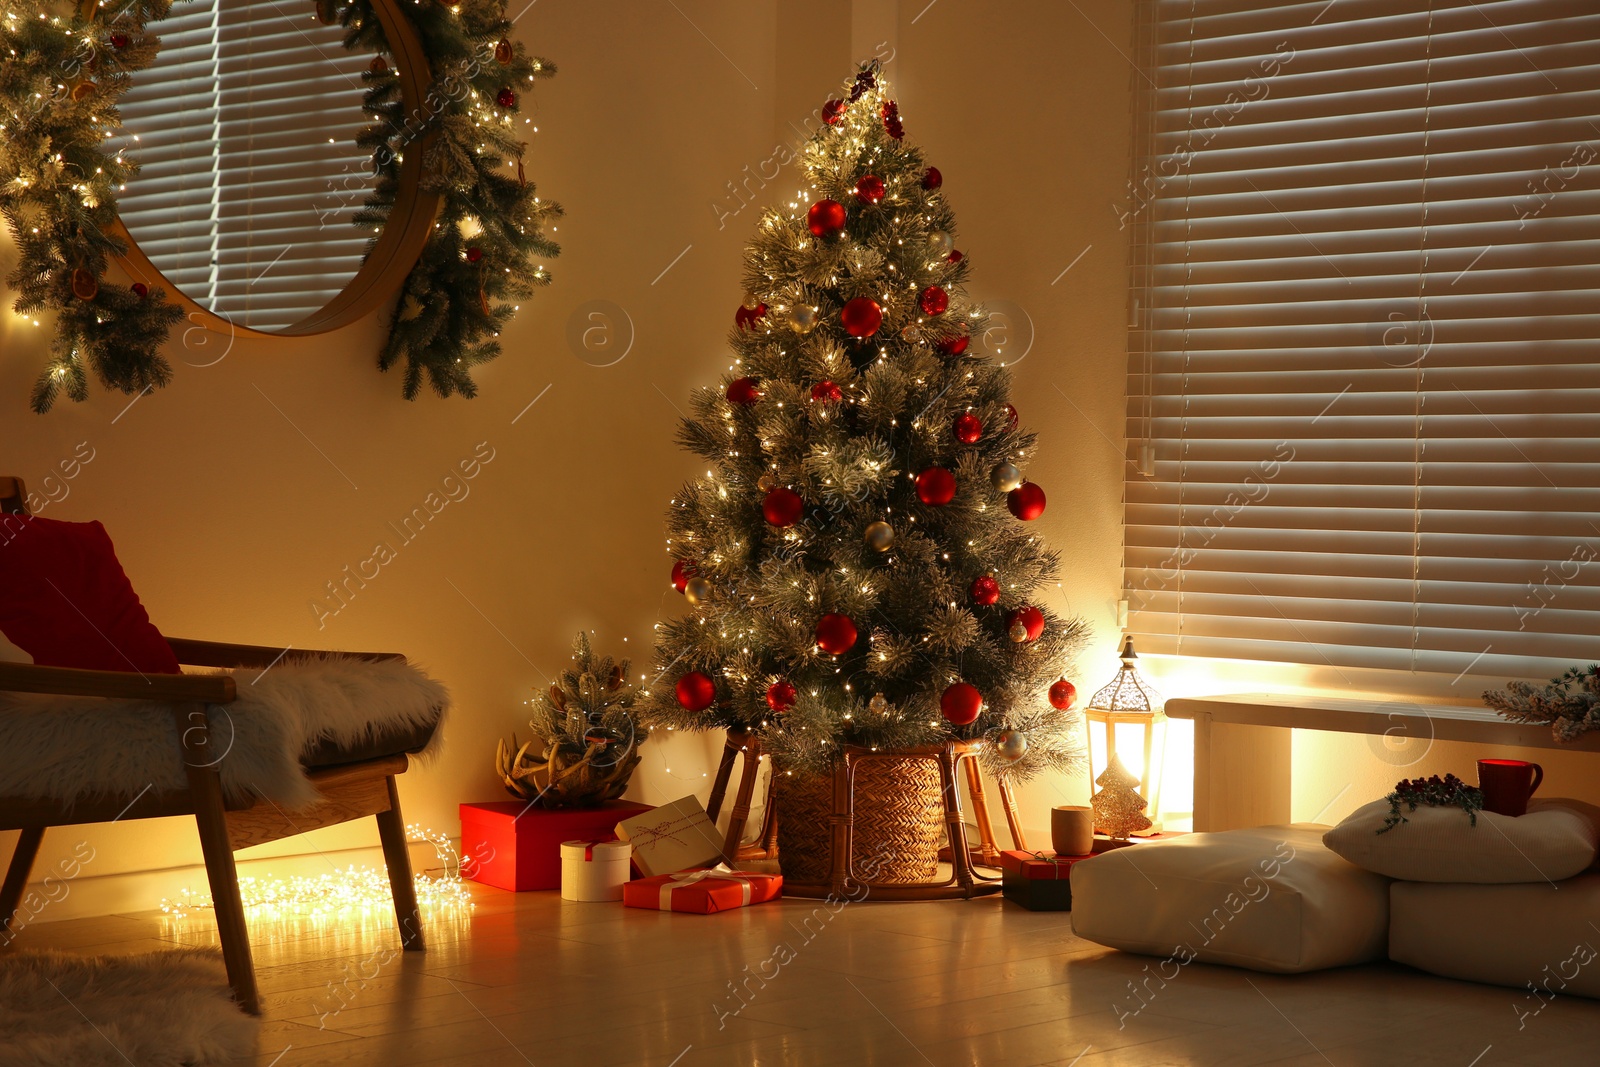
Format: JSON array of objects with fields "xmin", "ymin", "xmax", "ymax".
[{"xmin": 0, "ymin": 0, "xmax": 560, "ymax": 412}]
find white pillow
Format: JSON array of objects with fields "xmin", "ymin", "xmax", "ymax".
[
  {"xmin": 1322, "ymin": 797, "xmax": 1598, "ymax": 884},
  {"xmin": 1070, "ymin": 825, "xmax": 1391, "ymax": 975}
]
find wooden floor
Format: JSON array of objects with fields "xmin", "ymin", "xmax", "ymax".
[{"xmin": 9, "ymin": 882, "xmax": 1598, "ymax": 1066}]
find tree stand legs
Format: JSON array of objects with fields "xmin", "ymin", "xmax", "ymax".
[{"xmin": 704, "ymin": 728, "xmax": 778, "ymax": 861}]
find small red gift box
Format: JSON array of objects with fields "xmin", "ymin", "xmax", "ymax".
[
  {"xmin": 622, "ymin": 865, "xmax": 783, "ymax": 914},
  {"xmin": 999, "ymin": 850, "xmax": 1095, "ymax": 881},
  {"xmin": 460, "ymin": 799, "xmax": 653, "ymax": 892}
]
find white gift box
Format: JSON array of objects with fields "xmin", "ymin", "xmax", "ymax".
[{"xmin": 560, "ymin": 839, "xmax": 633, "ymax": 902}]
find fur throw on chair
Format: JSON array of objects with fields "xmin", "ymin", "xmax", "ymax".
[{"xmin": 0, "ymin": 655, "xmax": 447, "ymax": 809}]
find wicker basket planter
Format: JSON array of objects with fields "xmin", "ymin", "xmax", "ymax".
[{"xmin": 775, "ymin": 741, "xmax": 1002, "ymax": 901}]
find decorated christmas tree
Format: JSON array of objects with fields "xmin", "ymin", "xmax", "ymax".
[
  {"xmin": 644, "ymin": 63, "xmax": 1089, "ymax": 784},
  {"xmin": 496, "ymin": 633, "xmax": 646, "ymax": 807}
]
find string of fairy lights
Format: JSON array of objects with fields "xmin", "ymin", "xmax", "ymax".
[{"xmin": 159, "ymin": 824, "xmax": 473, "ymax": 925}]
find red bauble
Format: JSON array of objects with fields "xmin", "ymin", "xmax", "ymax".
[
  {"xmin": 675, "ymin": 671, "xmax": 716, "ymax": 711},
  {"xmin": 948, "ymin": 250, "xmax": 964, "ymax": 263},
  {"xmin": 1008, "ymin": 482, "xmax": 1047, "ymax": 521},
  {"xmin": 763, "ymin": 487, "xmax": 804, "ymax": 527},
  {"xmin": 807, "ymin": 199, "xmax": 847, "ymax": 237},
  {"xmin": 496, "ymin": 86, "xmax": 517, "ymax": 109},
  {"xmin": 109, "ymin": 32, "xmax": 129, "ymax": 49},
  {"xmin": 938, "ymin": 333, "xmax": 970, "ymax": 356},
  {"xmin": 940, "ymin": 682, "xmax": 983, "ymax": 726},
  {"xmin": 970, "ymin": 574, "xmax": 1000, "ymax": 606},
  {"xmin": 815, "ymin": 613, "xmax": 858, "ymax": 655},
  {"xmin": 953, "ymin": 412, "xmax": 982, "ymax": 444},
  {"xmin": 466, "ymin": 246, "xmax": 484, "ymax": 263},
  {"xmin": 915, "ymin": 467, "xmax": 956, "ymax": 507},
  {"xmin": 1049, "ymin": 678, "xmax": 1078, "ymax": 711},
  {"xmin": 130, "ymin": 282, "xmax": 149, "ymax": 300},
  {"xmin": 1004, "ymin": 403, "xmax": 1019, "ymax": 431},
  {"xmin": 726, "ymin": 377, "xmax": 762, "ymax": 405},
  {"xmin": 766, "ymin": 679, "xmax": 797, "ymax": 713},
  {"xmin": 919, "ymin": 286, "xmax": 949, "ymax": 316},
  {"xmin": 840, "ymin": 297, "xmax": 883, "ymax": 338},
  {"xmin": 1006, "ymin": 605, "xmax": 1046, "ymax": 643},
  {"xmin": 671, "ymin": 558, "xmax": 697, "ymax": 593},
  {"xmin": 922, "ymin": 167, "xmax": 943, "ymax": 190},
  {"xmin": 811, "ymin": 380, "xmax": 843, "ymax": 404},
  {"xmin": 735, "ymin": 302, "xmax": 768, "ymax": 330},
  {"xmin": 855, "ymin": 175, "xmax": 885, "ymax": 204},
  {"xmin": 822, "ymin": 99, "xmax": 847, "ymax": 125}
]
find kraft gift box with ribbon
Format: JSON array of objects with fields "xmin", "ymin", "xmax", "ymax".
[
  {"xmin": 622, "ymin": 863, "xmax": 784, "ymax": 914},
  {"xmin": 615, "ymin": 794, "xmax": 728, "ymax": 877}
]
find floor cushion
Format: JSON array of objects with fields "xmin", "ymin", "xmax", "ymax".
[
  {"xmin": 1071, "ymin": 825, "xmax": 1391, "ymax": 974},
  {"xmin": 1323, "ymin": 797, "xmax": 1599, "ymax": 883},
  {"xmin": 1390, "ymin": 876, "xmax": 1600, "ymax": 1000}
]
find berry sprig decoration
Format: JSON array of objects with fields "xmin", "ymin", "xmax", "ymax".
[{"xmin": 1378, "ymin": 773, "xmax": 1485, "ymax": 835}]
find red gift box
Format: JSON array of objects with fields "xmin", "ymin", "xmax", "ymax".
[
  {"xmin": 622, "ymin": 865, "xmax": 783, "ymax": 914},
  {"xmin": 1000, "ymin": 850, "xmax": 1097, "ymax": 880},
  {"xmin": 460, "ymin": 799, "xmax": 653, "ymax": 891}
]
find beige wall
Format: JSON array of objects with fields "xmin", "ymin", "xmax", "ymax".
[{"xmin": 0, "ymin": 1, "xmax": 1136, "ymax": 918}]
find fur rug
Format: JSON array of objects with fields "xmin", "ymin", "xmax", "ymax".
[
  {"xmin": 0, "ymin": 654, "xmax": 448, "ymax": 809},
  {"xmin": 0, "ymin": 949, "xmax": 258, "ymax": 1066}
]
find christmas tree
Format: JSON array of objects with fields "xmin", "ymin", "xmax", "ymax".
[
  {"xmin": 496, "ymin": 633, "xmax": 646, "ymax": 807},
  {"xmin": 644, "ymin": 63, "xmax": 1089, "ymax": 783}
]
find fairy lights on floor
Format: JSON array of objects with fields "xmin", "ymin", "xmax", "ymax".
[{"xmin": 159, "ymin": 824, "xmax": 474, "ymax": 923}]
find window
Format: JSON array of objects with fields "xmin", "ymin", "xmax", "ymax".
[
  {"xmin": 1124, "ymin": 0, "xmax": 1600, "ymax": 680},
  {"xmin": 115, "ymin": 3, "xmax": 374, "ymax": 332}
]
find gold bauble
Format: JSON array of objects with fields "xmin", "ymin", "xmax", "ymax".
[
  {"xmin": 928, "ymin": 230, "xmax": 954, "ymax": 255},
  {"xmin": 757, "ymin": 473, "xmax": 778, "ymax": 493},
  {"xmin": 741, "ymin": 290, "xmax": 763, "ymax": 310},
  {"xmin": 684, "ymin": 576, "xmax": 713, "ymax": 605},
  {"xmin": 790, "ymin": 305, "xmax": 818, "ymax": 333},
  {"xmin": 864, "ymin": 520, "xmax": 895, "ymax": 552},
  {"xmin": 1008, "ymin": 619, "xmax": 1030, "ymax": 643},
  {"xmin": 869, "ymin": 693, "xmax": 889, "ymax": 715}
]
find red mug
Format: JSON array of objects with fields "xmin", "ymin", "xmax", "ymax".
[{"xmin": 1478, "ymin": 759, "xmax": 1543, "ymax": 817}]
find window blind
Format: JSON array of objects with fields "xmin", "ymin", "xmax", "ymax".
[
  {"xmin": 115, "ymin": 3, "xmax": 373, "ymax": 331},
  {"xmin": 1124, "ymin": 0, "xmax": 1600, "ymax": 679}
]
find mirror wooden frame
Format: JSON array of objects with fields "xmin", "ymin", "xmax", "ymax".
[{"xmin": 88, "ymin": 0, "xmax": 440, "ymax": 339}]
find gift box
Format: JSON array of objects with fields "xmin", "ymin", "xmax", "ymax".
[
  {"xmin": 999, "ymin": 850, "xmax": 1096, "ymax": 912},
  {"xmin": 621, "ymin": 864, "xmax": 783, "ymax": 914},
  {"xmin": 560, "ymin": 839, "xmax": 633, "ymax": 902},
  {"xmin": 615, "ymin": 795, "xmax": 727, "ymax": 877},
  {"xmin": 459, "ymin": 799, "xmax": 653, "ymax": 891}
]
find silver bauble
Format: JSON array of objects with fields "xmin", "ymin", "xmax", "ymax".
[
  {"xmin": 684, "ymin": 576, "xmax": 714, "ymax": 606},
  {"xmin": 869, "ymin": 693, "xmax": 889, "ymax": 715},
  {"xmin": 1008, "ymin": 618, "xmax": 1030, "ymax": 643},
  {"xmin": 991, "ymin": 461, "xmax": 1024, "ymax": 493},
  {"xmin": 864, "ymin": 520, "xmax": 895, "ymax": 552},
  {"xmin": 928, "ymin": 230, "xmax": 954, "ymax": 256},
  {"xmin": 994, "ymin": 729, "xmax": 1028, "ymax": 761},
  {"xmin": 790, "ymin": 305, "xmax": 818, "ymax": 334}
]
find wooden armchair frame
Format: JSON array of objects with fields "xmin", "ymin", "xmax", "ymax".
[{"xmin": 0, "ymin": 477, "xmax": 425, "ymax": 1015}]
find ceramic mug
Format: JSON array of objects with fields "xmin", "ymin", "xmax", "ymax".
[
  {"xmin": 1051, "ymin": 805, "xmax": 1095, "ymax": 856},
  {"xmin": 1478, "ymin": 758, "xmax": 1543, "ymax": 817}
]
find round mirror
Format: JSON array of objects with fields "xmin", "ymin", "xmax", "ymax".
[{"xmin": 114, "ymin": 2, "xmax": 385, "ymax": 333}]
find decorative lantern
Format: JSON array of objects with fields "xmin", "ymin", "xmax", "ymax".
[{"xmin": 1084, "ymin": 636, "xmax": 1167, "ymax": 835}]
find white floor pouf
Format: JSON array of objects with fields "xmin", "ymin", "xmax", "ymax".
[
  {"xmin": 1390, "ymin": 875, "xmax": 1600, "ymax": 1000},
  {"xmin": 1070, "ymin": 825, "xmax": 1391, "ymax": 974}
]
